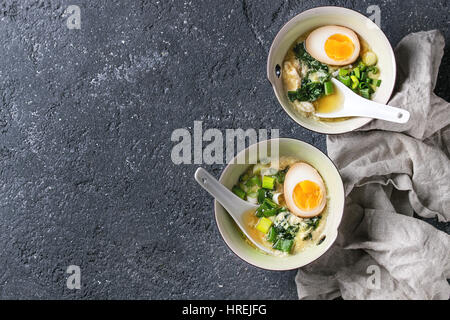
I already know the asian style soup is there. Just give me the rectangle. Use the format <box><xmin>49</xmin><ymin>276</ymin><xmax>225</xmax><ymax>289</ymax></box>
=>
<box><xmin>231</xmin><ymin>157</ymin><xmax>328</xmax><ymax>256</ymax></box>
<box><xmin>282</xmin><ymin>25</ymin><xmax>381</xmax><ymax>120</ymax></box>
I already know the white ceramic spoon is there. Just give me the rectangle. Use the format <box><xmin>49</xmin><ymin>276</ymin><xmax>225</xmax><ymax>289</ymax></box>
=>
<box><xmin>194</xmin><ymin>168</ymin><xmax>273</xmax><ymax>254</ymax></box>
<box><xmin>315</xmin><ymin>78</ymin><xmax>410</xmax><ymax>123</ymax></box>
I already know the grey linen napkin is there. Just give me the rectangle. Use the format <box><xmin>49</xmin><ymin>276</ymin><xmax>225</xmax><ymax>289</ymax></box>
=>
<box><xmin>295</xmin><ymin>30</ymin><xmax>450</xmax><ymax>300</ymax></box>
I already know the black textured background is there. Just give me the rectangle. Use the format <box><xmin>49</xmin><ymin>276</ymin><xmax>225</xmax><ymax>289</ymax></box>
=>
<box><xmin>0</xmin><ymin>0</ymin><xmax>448</xmax><ymax>299</ymax></box>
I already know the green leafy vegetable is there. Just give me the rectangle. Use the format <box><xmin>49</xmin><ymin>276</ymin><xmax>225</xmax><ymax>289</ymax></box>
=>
<box><xmin>273</xmin><ymin>238</ymin><xmax>294</xmax><ymax>252</ymax></box>
<box><xmin>288</xmin><ymin>42</ymin><xmax>331</xmax><ymax>103</ymax></box>
<box><xmin>266</xmin><ymin>227</ymin><xmax>278</xmax><ymax>242</ymax></box>
<box><xmin>288</xmin><ymin>79</ymin><xmax>325</xmax><ymax>102</ymax></box>
<box><xmin>232</xmin><ymin>186</ymin><xmax>246</xmax><ymax>199</ymax></box>
<box><xmin>275</xmin><ymin>168</ymin><xmax>288</xmax><ymax>184</ymax></box>
<box><xmin>304</xmin><ymin>215</ymin><xmax>322</xmax><ymax>230</ymax></box>
<box><xmin>257</xmin><ymin>188</ymin><xmax>272</xmax><ymax>204</ymax></box>
<box><xmin>256</xmin><ymin>198</ymin><xmax>280</xmax><ymax>218</ymax></box>
<box><xmin>293</xmin><ymin>42</ymin><xmax>329</xmax><ymax>73</ymax></box>
<box><xmin>245</xmin><ymin>175</ymin><xmax>261</xmax><ymax>187</ymax></box>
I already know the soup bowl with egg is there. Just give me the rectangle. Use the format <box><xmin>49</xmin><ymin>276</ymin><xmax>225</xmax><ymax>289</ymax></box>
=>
<box><xmin>214</xmin><ymin>138</ymin><xmax>344</xmax><ymax>270</ymax></box>
<box><xmin>267</xmin><ymin>6</ymin><xmax>396</xmax><ymax>134</ymax></box>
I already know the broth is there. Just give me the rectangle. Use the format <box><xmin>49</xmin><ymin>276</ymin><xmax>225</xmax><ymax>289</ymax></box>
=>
<box><xmin>315</xmin><ymin>85</ymin><xmax>344</xmax><ymax>114</ymax></box>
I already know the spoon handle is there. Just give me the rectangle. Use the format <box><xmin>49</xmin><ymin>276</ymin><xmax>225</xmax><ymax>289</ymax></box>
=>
<box><xmin>194</xmin><ymin>168</ymin><xmax>254</xmax><ymax>220</ymax></box>
<box><xmin>349</xmin><ymin>100</ymin><xmax>410</xmax><ymax>124</ymax></box>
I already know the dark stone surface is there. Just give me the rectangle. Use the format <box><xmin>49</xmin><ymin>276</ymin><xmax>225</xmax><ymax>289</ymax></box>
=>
<box><xmin>0</xmin><ymin>0</ymin><xmax>448</xmax><ymax>299</ymax></box>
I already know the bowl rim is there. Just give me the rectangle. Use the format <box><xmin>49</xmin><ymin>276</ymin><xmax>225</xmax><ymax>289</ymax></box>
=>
<box><xmin>213</xmin><ymin>138</ymin><xmax>345</xmax><ymax>271</ymax></box>
<box><xmin>267</xmin><ymin>6</ymin><xmax>397</xmax><ymax>135</ymax></box>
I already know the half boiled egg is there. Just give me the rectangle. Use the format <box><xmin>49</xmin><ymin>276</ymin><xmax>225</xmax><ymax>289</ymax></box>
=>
<box><xmin>284</xmin><ymin>163</ymin><xmax>326</xmax><ymax>218</ymax></box>
<box><xmin>305</xmin><ymin>25</ymin><xmax>360</xmax><ymax>66</ymax></box>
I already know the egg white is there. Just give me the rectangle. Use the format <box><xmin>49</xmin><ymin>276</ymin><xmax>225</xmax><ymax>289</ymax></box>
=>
<box><xmin>283</xmin><ymin>162</ymin><xmax>327</xmax><ymax>218</ymax></box>
<box><xmin>305</xmin><ymin>25</ymin><xmax>360</xmax><ymax>66</ymax></box>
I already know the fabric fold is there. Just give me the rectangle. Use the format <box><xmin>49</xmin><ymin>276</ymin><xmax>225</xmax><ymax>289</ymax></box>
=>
<box><xmin>296</xmin><ymin>30</ymin><xmax>450</xmax><ymax>300</ymax></box>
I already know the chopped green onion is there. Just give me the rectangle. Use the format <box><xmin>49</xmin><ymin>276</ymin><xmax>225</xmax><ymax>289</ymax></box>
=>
<box><xmin>360</xmin><ymin>88</ymin><xmax>371</xmax><ymax>99</ymax></box>
<box><xmin>256</xmin><ymin>217</ymin><xmax>272</xmax><ymax>234</ymax></box>
<box><xmin>262</xmin><ymin>176</ymin><xmax>276</xmax><ymax>189</ymax></box>
<box><xmin>351</xmin><ymin>75</ymin><xmax>359</xmax><ymax>90</ymax></box>
<box><xmin>245</xmin><ymin>175</ymin><xmax>261</xmax><ymax>187</ymax></box>
<box><xmin>353</xmin><ymin>67</ymin><xmax>361</xmax><ymax>79</ymax></box>
<box><xmin>232</xmin><ymin>186</ymin><xmax>246</xmax><ymax>199</ymax></box>
<box><xmin>357</xmin><ymin>61</ymin><xmax>367</xmax><ymax>71</ymax></box>
<box><xmin>360</xmin><ymin>71</ymin><xmax>367</xmax><ymax>82</ymax></box>
<box><xmin>362</xmin><ymin>51</ymin><xmax>378</xmax><ymax>66</ymax></box>
<box><xmin>338</xmin><ymin>68</ymin><xmax>349</xmax><ymax>76</ymax></box>
<box><xmin>338</xmin><ymin>75</ymin><xmax>351</xmax><ymax>86</ymax></box>
<box><xmin>370</xmin><ymin>78</ymin><xmax>382</xmax><ymax>87</ymax></box>
<box><xmin>359</xmin><ymin>81</ymin><xmax>370</xmax><ymax>90</ymax></box>
<box><xmin>324</xmin><ymin>81</ymin><xmax>334</xmax><ymax>95</ymax></box>
<box><xmin>266</xmin><ymin>227</ymin><xmax>278</xmax><ymax>242</ymax></box>
<box><xmin>257</xmin><ymin>207</ymin><xmax>279</xmax><ymax>218</ymax></box>
<box><xmin>247</xmin><ymin>191</ymin><xmax>258</xmax><ymax>199</ymax></box>
<box><xmin>368</xmin><ymin>66</ymin><xmax>379</xmax><ymax>74</ymax></box>
<box><xmin>256</xmin><ymin>198</ymin><xmax>279</xmax><ymax>217</ymax></box>
<box><xmin>257</xmin><ymin>188</ymin><xmax>266</xmax><ymax>204</ymax></box>
<box><xmin>263</xmin><ymin>198</ymin><xmax>277</xmax><ymax>208</ymax></box>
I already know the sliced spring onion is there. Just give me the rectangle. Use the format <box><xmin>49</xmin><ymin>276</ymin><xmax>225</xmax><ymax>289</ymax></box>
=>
<box><xmin>359</xmin><ymin>81</ymin><xmax>370</xmax><ymax>90</ymax></box>
<box><xmin>357</xmin><ymin>61</ymin><xmax>367</xmax><ymax>71</ymax></box>
<box><xmin>338</xmin><ymin>75</ymin><xmax>351</xmax><ymax>87</ymax></box>
<box><xmin>246</xmin><ymin>192</ymin><xmax>258</xmax><ymax>204</ymax></box>
<box><xmin>245</xmin><ymin>175</ymin><xmax>261</xmax><ymax>187</ymax></box>
<box><xmin>353</xmin><ymin>67</ymin><xmax>361</xmax><ymax>79</ymax></box>
<box><xmin>266</xmin><ymin>227</ymin><xmax>278</xmax><ymax>242</ymax></box>
<box><xmin>350</xmin><ymin>75</ymin><xmax>359</xmax><ymax>90</ymax></box>
<box><xmin>232</xmin><ymin>186</ymin><xmax>246</xmax><ymax>199</ymax></box>
<box><xmin>256</xmin><ymin>198</ymin><xmax>279</xmax><ymax>217</ymax></box>
<box><xmin>256</xmin><ymin>207</ymin><xmax>279</xmax><ymax>218</ymax></box>
<box><xmin>338</xmin><ymin>68</ymin><xmax>349</xmax><ymax>76</ymax></box>
<box><xmin>370</xmin><ymin>78</ymin><xmax>382</xmax><ymax>87</ymax></box>
<box><xmin>252</xmin><ymin>163</ymin><xmax>267</xmax><ymax>174</ymax></box>
<box><xmin>324</xmin><ymin>81</ymin><xmax>334</xmax><ymax>95</ymax></box>
<box><xmin>256</xmin><ymin>217</ymin><xmax>272</xmax><ymax>234</ymax></box>
<box><xmin>271</xmin><ymin>192</ymin><xmax>282</xmax><ymax>205</ymax></box>
<box><xmin>362</xmin><ymin>51</ymin><xmax>378</xmax><ymax>66</ymax></box>
<box><xmin>368</xmin><ymin>66</ymin><xmax>379</xmax><ymax>74</ymax></box>
<box><xmin>360</xmin><ymin>88</ymin><xmax>371</xmax><ymax>99</ymax></box>
<box><xmin>257</xmin><ymin>188</ymin><xmax>266</xmax><ymax>204</ymax></box>
<box><xmin>262</xmin><ymin>176</ymin><xmax>276</xmax><ymax>189</ymax></box>
<box><xmin>263</xmin><ymin>198</ymin><xmax>277</xmax><ymax>208</ymax></box>
<box><xmin>360</xmin><ymin>71</ymin><xmax>367</xmax><ymax>82</ymax></box>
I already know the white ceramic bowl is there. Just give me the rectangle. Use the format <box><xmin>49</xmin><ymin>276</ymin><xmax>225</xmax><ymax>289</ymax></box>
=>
<box><xmin>214</xmin><ymin>138</ymin><xmax>345</xmax><ymax>270</ymax></box>
<box><xmin>267</xmin><ymin>6</ymin><xmax>396</xmax><ymax>134</ymax></box>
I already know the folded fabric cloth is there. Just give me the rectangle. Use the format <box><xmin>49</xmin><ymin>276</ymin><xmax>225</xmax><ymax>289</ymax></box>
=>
<box><xmin>295</xmin><ymin>30</ymin><xmax>450</xmax><ymax>300</ymax></box>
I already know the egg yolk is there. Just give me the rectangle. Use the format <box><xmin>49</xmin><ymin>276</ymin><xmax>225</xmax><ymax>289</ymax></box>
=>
<box><xmin>292</xmin><ymin>180</ymin><xmax>323</xmax><ymax>211</ymax></box>
<box><xmin>324</xmin><ymin>34</ymin><xmax>355</xmax><ymax>61</ymax></box>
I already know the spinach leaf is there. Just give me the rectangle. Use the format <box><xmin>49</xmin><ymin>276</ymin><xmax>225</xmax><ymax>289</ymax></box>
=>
<box><xmin>289</xmin><ymin>42</ymin><xmax>331</xmax><ymax>102</ymax></box>
<box><xmin>304</xmin><ymin>215</ymin><xmax>322</xmax><ymax>230</ymax></box>
<box><xmin>288</xmin><ymin>79</ymin><xmax>325</xmax><ymax>102</ymax></box>
<box><xmin>293</xmin><ymin>42</ymin><xmax>329</xmax><ymax>73</ymax></box>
